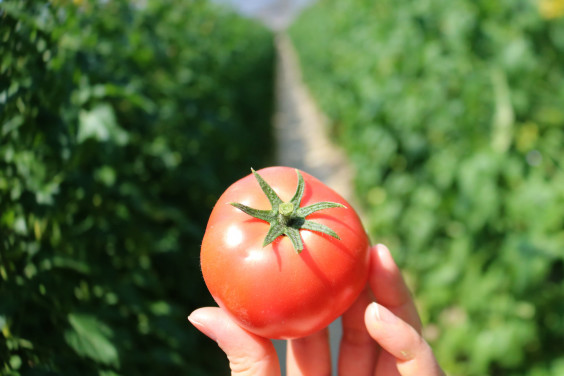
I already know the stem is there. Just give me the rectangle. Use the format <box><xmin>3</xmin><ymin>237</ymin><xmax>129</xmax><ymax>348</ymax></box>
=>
<box><xmin>278</xmin><ymin>202</ymin><xmax>294</xmax><ymax>225</ymax></box>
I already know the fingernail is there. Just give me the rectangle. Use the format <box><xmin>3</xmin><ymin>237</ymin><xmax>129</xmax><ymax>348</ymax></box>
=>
<box><xmin>376</xmin><ymin>244</ymin><xmax>400</xmax><ymax>271</ymax></box>
<box><xmin>188</xmin><ymin>311</ymin><xmax>217</xmax><ymax>342</ymax></box>
<box><xmin>370</xmin><ymin>302</ymin><xmax>382</xmax><ymax>320</ymax></box>
<box><xmin>369</xmin><ymin>302</ymin><xmax>396</xmax><ymax>324</ymax></box>
<box><xmin>376</xmin><ymin>244</ymin><xmax>391</xmax><ymax>258</ymax></box>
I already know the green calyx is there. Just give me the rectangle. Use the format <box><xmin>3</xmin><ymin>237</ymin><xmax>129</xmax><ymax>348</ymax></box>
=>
<box><xmin>230</xmin><ymin>168</ymin><xmax>345</xmax><ymax>253</ymax></box>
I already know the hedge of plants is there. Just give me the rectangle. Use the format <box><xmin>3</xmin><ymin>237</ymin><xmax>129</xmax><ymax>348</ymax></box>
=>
<box><xmin>0</xmin><ymin>0</ymin><xmax>274</xmax><ymax>374</ymax></box>
<box><xmin>291</xmin><ymin>1</ymin><xmax>564</xmax><ymax>375</ymax></box>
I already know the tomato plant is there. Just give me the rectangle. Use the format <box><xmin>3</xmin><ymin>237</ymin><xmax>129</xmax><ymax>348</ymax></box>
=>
<box><xmin>200</xmin><ymin>166</ymin><xmax>370</xmax><ymax>339</ymax></box>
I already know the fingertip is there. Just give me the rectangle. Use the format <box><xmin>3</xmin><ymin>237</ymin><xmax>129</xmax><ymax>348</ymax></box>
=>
<box><xmin>369</xmin><ymin>244</ymin><xmax>395</xmax><ymax>272</ymax></box>
<box><xmin>364</xmin><ymin>302</ymin><xmax>416</xmax><ymax>361</ymax></box>
<box><xmin>369</xmin><ymin>243</ymin><xmax>421</xmax><ymax>331</ymax></box>
<box><xmin>365</xmin><ymin>301</ymin><xmax>378</xmax><ymax>321</ymax></box>
<box><xmin>364</xmin><ymin>302</ymin><xmax>379</xmax><ymax>335</ymax></box>
<box><xmin>188</xmin><ymin>308</ymin><xmax>281</xmax><ymax>375</ymax></box>
<box><xmin>365</xmin><ymin>302</ymin><xmax>398</xmax><ymax>329</ymax></box>
<box><xmin>188</xmin><ymin>308</ymin><xmax>218</xmax><ymax>342</ymax></box>
<box><xmin>187</xmin><ymin>307</ymin><xmax>206</xmax><ymax>324</ymax></box>
<box><xmin>376</xmin><ymin>243</ymin><xmax>390</xmax><ymax>255</ymax></box>
<box><xmin>375</xmin><ymin>243</ymin><xmax>395</xmax><ymax>268</ymax></box>
<box><xmin>364</xmin><ymin>303</ymin><xmax>443</xmax><ymax>374</ymax></box>
<box><xmin>187</xmin><ymin>307</ymin><xmax>214</xmax><ymax>325</ymax></box>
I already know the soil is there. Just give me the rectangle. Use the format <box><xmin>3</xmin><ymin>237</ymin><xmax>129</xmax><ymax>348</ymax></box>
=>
<box><xmin>273</xmin><ymin>33</ymin><xmax>356</xmax><ymax>204</ymax></box>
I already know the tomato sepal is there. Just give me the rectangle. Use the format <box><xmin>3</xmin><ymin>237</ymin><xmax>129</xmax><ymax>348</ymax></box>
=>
<box><xmin>229</xmin><ymin>168</ymin><xmax>345</xmax><ymax>253</ymax></box>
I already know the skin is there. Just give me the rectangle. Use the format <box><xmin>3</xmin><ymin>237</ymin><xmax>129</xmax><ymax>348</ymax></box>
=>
<box><xmin>189</xmin><ymin>244</ymin><xmax>445</xmax><ymax>376</ymax></box>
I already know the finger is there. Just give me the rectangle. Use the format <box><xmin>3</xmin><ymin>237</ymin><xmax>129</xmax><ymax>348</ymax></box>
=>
<box><xmin>188</xmin><ymin>307</ymin><xmax>281</xmax><ymax>376</ymax></box>
<box><xmin>286</xmin><ymin>327</ymin><xmax>331</xmax><ymax>376</ymax></box>
<box><xmin>365</xmin><ymin>303</ymin><xmax>444</xmax><ymax>376</ymax></box>
<box><xmin>338</xmin><ymin>288</ymin><xmax>378</xmax><ymax>376</ymax></box>
<box><xmin>374</xmin><ymin>351</ymin><xmax>402</xmax><ymax>376</ymax></box>
<box><xmin>369</xmin><ymin>244</ymin><xmax>422</xmax><ymax>332</ymax></box>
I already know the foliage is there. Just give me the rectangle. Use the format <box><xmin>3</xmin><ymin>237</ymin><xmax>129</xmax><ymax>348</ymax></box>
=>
<box><xmin>291</xmin><ymin>1</ymin><xmax>564</xmax><ymax>375</ymax></box>
<box><xmin>0</xmin><ymin>0</ymin><xmax>274</xmax><ymax>374</ymax></box>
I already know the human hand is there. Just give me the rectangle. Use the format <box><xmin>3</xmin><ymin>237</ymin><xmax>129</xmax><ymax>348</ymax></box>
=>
<box><xmin>188</xmin><ymin>244</ymin><xmax>445</xmax><ymax>375</ymax></box>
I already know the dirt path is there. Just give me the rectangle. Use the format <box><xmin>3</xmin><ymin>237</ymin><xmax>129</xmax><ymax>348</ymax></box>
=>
<box><xmin>271</xmin><ymin>32</ymin><xmax>356</xmax><ymax>375</ymax></box>
<box><xmin>273</xmin><ymin>33</ymin><xmax>356</xmax><ymax>204</ymax></box>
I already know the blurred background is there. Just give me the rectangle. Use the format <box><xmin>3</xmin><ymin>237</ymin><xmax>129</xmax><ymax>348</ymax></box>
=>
<box><xmin>1</xmin><ymin>0</ymin><xmax>563</xmax><ymax>375</ymax></box>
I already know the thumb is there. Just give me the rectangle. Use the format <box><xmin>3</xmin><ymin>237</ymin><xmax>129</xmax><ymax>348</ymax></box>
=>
<box><xmin>189</xmin><ymin>307</ymin><xmax>280</xmax><ymax>376</ymax></box>
<box><xmin>365</xmin><ymin>302</ymin><xmax>444</xmax><ymax>376</ymax></box>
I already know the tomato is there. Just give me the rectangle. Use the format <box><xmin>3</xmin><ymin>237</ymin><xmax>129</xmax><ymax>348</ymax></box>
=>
<box><xmin>200</xmin><ymin>166</ymin><xmax>370</xmax><ymax>339</ymax></box>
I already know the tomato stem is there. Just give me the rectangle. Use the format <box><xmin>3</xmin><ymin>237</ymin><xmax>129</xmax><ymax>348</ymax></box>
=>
<box><xmin>230</xmin><ymin>169</ymin><xmax>345</xmax><ymax>253</ymax></box>
<box><xmin>278</xmin><ymin>202</ymin><xmax>294</xmax><ymax>225</ymax></box>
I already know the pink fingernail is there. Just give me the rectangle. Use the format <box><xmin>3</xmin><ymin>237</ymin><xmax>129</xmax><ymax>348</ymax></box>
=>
<box><xmin>376</xmin><ymin>244</ymin><xmax>391</xmax><ymax>258</ymax></box>
<box><xmin>188</xmin><ymin>312</ymin><xmax>217</xmax><ymax>342</ymax></box>
<box><xmin>370</xmin><ymin>302</ymin><xmax>382</xmax><ymax>320</ymax></box>
<box><xmin>370</xmin><ymin>302</ymin><xmax>396</xmax><ymax>324</ymax></box>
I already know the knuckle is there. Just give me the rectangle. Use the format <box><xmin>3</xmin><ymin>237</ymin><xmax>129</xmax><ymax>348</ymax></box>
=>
<box><xmin>228</xmin><ymin>353</ymin><xmax>278</xmax><ymax>376</ymax></box>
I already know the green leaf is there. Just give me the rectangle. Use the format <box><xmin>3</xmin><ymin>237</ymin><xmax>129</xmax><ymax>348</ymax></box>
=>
<box><xmin>64</xmin><ymin>313</ymin><xmax>119</xmax><ymax>367</ymax></box>
<box><xmin>77</xmin><ymin>103</ymin><xmax>128</xmax><ymax>145</ymax></box>
<box><xmin>9</xmin><ymin>355</ymin><xmax>22</xmax><ymax>370</ymax></box>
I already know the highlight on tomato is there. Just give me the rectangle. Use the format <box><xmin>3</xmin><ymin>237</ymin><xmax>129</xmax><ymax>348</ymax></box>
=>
<box><xmin>200</xmin><ymin>166</ymin><xmax>370</xmax><ymax>339</ymax></box>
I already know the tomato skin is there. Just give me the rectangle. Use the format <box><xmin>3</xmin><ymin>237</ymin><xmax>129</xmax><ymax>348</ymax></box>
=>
<box><xmin>200</xmin><ymin>166</ymin><xmax>370</xmax><ymax>339</ymax></box>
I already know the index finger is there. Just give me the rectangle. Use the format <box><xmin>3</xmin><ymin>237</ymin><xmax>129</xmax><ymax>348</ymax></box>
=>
<box><xmin>369</xmin><ymin>244</ymin><xmax>422</xmax><ymax>333</ymax></box>
<box><xmin>188</xmin><ymin>307</ymin><xmax>281</xmax><ymax>376</ymax></box>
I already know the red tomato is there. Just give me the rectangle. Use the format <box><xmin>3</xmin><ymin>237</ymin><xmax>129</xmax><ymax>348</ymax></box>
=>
<box><xmin>200</xmin><ymin>166</ymin><xmax>370</xmax><ymax>339</ymax></box>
